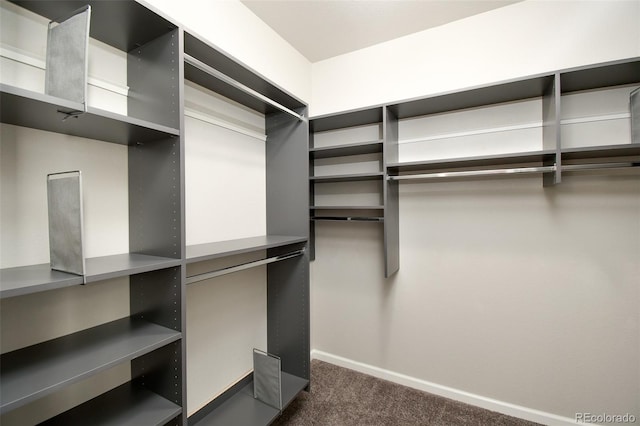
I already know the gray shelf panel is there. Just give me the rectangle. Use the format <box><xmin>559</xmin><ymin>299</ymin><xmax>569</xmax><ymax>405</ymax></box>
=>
<box><xmin>192</xmin><ymin>372</ymin><xmax>308</xmax><ymax>426</ymax></box>
<box><xmin>10</xmin><ymin>0</ymin><xmax>177</xmax><ymax>52</ymax></box>
<box><xmin>84</xmin><ymin>253</ymin><xmax>182</xmax><ymax>284</ymax></box>
<box><xmin>310</xmin><ymin>107</ymin><xmax>383</xmax><ymax>133</ymax></box>
<box><xmin>312</xmin><ymin>216</ymin><xmax>384</xmax><ymax>222</ymax></box>
<box><xmin>560</xmin><ymin>59</ymin><xmax>640</xmax><ymax>94</ymax></box>
<box><xmin>0</xmin><ymin>263</ymin><xmax>84</xmax><ymax>299</ymax></box>
<box><xmin>310</xmin><ymin>172</ymin><xmax>384</xmax><ymax>183</ymax></box>
<box><xmin>1</xmin><ymin>84</ymin><xmax>180</xmax><ymax>145</ymax></box>
<box><xmin>311</xmin><ymin>205</ymin><xmax>385</xmax><ymax>210</ymax></box>
<box><xmin>387</xmin><ymin>150</ymin><xmax>556</xmax><ymax>174</ymax></box>
<box><xmin>561</xmin><ymin>144</ymin><xmax>640</xmax><ymax>162</ymax></box>
<box><xmin>0</xmin><ymin>318</ymin><xmax>181</xmax><ymax>414</ymax></box>
<box><xmin>390</xmin><ymin>75</ymin><xmax>553</xmax><ymax>119</ymax></box>
<box><xmin>184</xmin><ymin>32</ymin><xmax>306</xmax><ymax>115</ymax></box>
<box><xmin>186</xmin><ymin>235</ymin><xmax>307</xmax><ymax>264</ymax></box>
<box><xmin>310</xmin><ymin>140</ymin><xmax>384</xmax><ymax>159</ymax></box>
<box><xmin>41</xmin><ymin>382</ymin><xmax>181</xmax><ymax>426</ymax></box>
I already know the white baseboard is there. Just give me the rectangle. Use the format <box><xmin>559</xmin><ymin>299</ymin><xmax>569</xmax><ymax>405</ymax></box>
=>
<box><xmin>311</xmin><ymin>349</ymin><xmax>581</xmax><ymax>426</ymax></box>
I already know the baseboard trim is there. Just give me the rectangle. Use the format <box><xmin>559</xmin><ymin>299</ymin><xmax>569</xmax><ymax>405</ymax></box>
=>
<box><xmin>311</xmin><ymin>350</ymin><xmax>580</xmax><ymax>426</ymax></box>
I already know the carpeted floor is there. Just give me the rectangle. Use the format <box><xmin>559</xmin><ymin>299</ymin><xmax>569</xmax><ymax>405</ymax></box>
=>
<box><xmin>272</xmin><ymin>360</ymin><xmax>541</xmax><ymax>426</ymax></box>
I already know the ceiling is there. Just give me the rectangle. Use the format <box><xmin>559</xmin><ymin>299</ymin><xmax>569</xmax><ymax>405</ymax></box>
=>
<box><xmin>241</xmin><ymin>0</ymin><xmax>522</xmax><ymax>63</ymax></box>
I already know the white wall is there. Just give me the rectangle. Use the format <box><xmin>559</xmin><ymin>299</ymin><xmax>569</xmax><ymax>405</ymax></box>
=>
<box><xmin>311</xmin><ymin>0</ymin><xmax>640</xmax><ymax>117</ymax></box>
<box><xmin>309</xmin><ymin>0</ymin><xmax>640</xmax><ymax>424</ymax></box>
<box><xmin>143</xmin><ymin>0</ymin><xmax>312</xmax><ymax>104</ymax></box>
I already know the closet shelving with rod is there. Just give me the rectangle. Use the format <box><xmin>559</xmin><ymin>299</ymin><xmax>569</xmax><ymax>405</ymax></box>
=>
<box><xmin>182</xmin><ymin>30</ymin><xmax>310</xmax><ymax>426</ymax></box>
<box><xmin>309</xmin><ymin>107</ymin><xmax>399</xmax><ymax>277</ymax></box>
<box><xmin>1</xmin><ymin>1</ymin><xmax>185</xmax><ymax>425</ymax></box>
<box><xmin>386</xmin><ymin>58</ymin><xmax>639</xmax><ymax>181</ymax></box>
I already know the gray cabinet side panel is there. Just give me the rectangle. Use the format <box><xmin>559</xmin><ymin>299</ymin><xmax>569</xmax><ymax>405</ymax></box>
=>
<box><xmin>384</xmin><ymin>107</ymin><xmax>399</xmax><ymax>277</ymax></box>
<box><xmin>128</xmin><ymin>29</ymin><xmax>180</xmax><ymax>130</ymax></box>
<box><xmin>266</xmin><ymin>110</ymin><xmax>309</xmax><ymax>238</ymax></box>
<box><xmin>309</xmin><ymin>132</ymin><xmax>316</xmax><ymax>260</ymax></box>
<box><xmin>542</xmin><ymin>73</ymin><xmax>561</xmax><ymax>186</ymax></box>
<box><xmin>129</xmin><ymin>137</ymin><xmax>181</xmax><ymax>258</ymax></box>
<box><xmin>267</xmin><ymin>250</ymin><xmax>310</xmax><ymax>381</ymax></box>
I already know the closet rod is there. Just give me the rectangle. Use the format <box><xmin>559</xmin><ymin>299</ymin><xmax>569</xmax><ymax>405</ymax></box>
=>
<box><xmin>388</xmin><ymin>165</ymin><xmax>556</xmax><ymax>181</ymax></box>
<box><xmin>186</xmin><ymin>249</ymin><xmax>304</xmax><ymax>285</ymax></box>
<box><xmin>387</xmin><ymin>162</ymin><xmax>638</xmax><ymax>181</ymax></box>
<box><xmin>184</xmin><ymin>54</ymin><xmax>305</xmax><ymax>122</ymax></box>
<box><xmin>312</xmin><ymin>216</ymin><xmax>384</xmax><ymax>222</ymax></box>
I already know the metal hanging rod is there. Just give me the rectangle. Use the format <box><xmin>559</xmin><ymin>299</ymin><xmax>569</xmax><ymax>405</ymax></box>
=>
<box><xmin>387</xmin><ymin>161</ymin><xmax>638</xmax><ymax>181</ymax></box>
<box><xmin>312</xmin><ymin>216</ymin><xmax>384</xmax><ymax>222</ymax></box>
<box><xmin>186</xmin><ymin>249</ymin><xmax>304</xmax><ymax>285</ymax></box>
<box><xmin>388</xmin><ymin>165</ymin><xmax>556</xmax><ymax>181</ymax></box>
<box><xmin>184</xmin><ymin>54</ymin><xmax>306</xmax><ymax>122</ymax></box>
<box><xmin>562</xmin><ymin>162</ymin><xmax>639</xmax><ymax>172</ymax></box>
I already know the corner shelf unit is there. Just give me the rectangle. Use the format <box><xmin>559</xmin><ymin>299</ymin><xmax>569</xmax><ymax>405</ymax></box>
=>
<box><xmin>182</xmin><ymin>29</ymin><xmax>310</xmax><ymax>426</ymax></box>
<box><xmin>309</xmin><ymin>107</ymin><xmax>399</xmax><ymax>277</ymax></box>
<box><xmin>309</xmin><ymin>57</ymin><xmax>639</xmax><ymax>278</ymax></box>
<box><xmin>1</xmin><ymin>0</ymin><xmax>184</xmax><ymax>424</ymax></box>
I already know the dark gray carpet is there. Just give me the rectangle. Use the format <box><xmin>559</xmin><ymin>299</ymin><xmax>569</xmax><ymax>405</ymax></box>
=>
<box><xmin>272</xmin><ymin>360</ymin><xmax>541</xmax><ymax>426</ymax></box>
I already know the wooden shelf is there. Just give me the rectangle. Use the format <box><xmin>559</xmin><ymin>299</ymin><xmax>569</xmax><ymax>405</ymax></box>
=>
<box><xmin>310</xmin><ymin>140</ymin><xmax>383</xmax><ymax>159</ymax></box>
<box><xmin>311</xmin><ymin>172</ymin><xmax>384</xmax><ymax>183</ymax></box>
<box><xmin>0</xmin><ymin>254</ymin><xmax>180</xmax><ymax>298</ymax></box>
<box><xmin>9</xmin><ymin>0</ymin><xmax>177</xmax><ymax>52</ymax></box>
<box><xmin>0</xmin><ymin>318</ymin><xmax>181</xmax><ymax>414</ymax></box>
<box><xmin>0</xmin><ymin>85</ymin><xmax>179</xmax><ymax>145</ymax></box>
<box><xmin>186</xmin><ymin>235</ymin><xmax>307</xmax><ymax>264</ymax></box>
<box><xmin>40</xmin><ymin>383</ymin><xmax>182</xmax><ymax>426</ymax></box>
<box><xmin>192</xmin><ymin>372</ymin><xmax>308</xmax><ymax>426</ymax></box>
<box><xmin>387</xmin><ymin>150</ymin><xmax>555</xmax><ymax>175</ymax></box>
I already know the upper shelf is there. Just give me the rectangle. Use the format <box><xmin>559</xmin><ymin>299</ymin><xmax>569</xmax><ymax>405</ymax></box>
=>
<box><xmin>186</xmin><ymin>235</ymin><xmax>307</xmax><ymax>264</ymax></box>
<box><xmin>310</xmin><ymin>140</ymin><xmax>383</xmax><ymax>159</ymax></box>
<box><xmin>560</xmin><ymin>59</ymin><xmax>640</xmax><ymax>94</ymax></box>
<box><xmin>184</xmin><ymin>31</ymin><xmax>306</xmax><ymax>117</ymax></box>
<box><xmin>389</xmin><ymin>75</ymin><xmax>554</xmax><ymax>120</ymax></box>
<box><xmin>9</xmin><ymin>0</ymin><xmax>177</xmax><ymax>53</ymax></box>
<box><xmin>0</xmin><ymin>84</ymin><xmax>180</xmax><ymax>145</ymax></box>
<box><xmin>387</xmin><ymin>150</ymin><xmax>556</xmax><ymax>174</ymax></box>
<box><xmin>310</xmin><ymin>106</ymin><xmax>382</xmax><ymax>133</ymax></box>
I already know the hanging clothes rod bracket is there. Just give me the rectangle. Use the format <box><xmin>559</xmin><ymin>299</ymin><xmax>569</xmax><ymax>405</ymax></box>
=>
<box><xmin>184</xmin><ymin>54</ymin><xmax>306</xmax><ymax>122</ymax></box>
<box><xmin>186</xmin><ymin>249</ymin><xmax>305</xmax><ymax>285</ymax></box>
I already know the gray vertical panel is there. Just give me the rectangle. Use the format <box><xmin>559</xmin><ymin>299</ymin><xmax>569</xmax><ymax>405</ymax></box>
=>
<box><xmin>47</xmin><ymin>171</ymin><xmax>85</xmax><ymax>277</ymax></box>
<box><xmin>266</xmin><ymin>108</ymin><xmax>309</xmax><ymax>238</ymax></box>
<box><xmin>45</xmin><ymin>7</ymin><xmax>90</xmax><ymax>107</ymax></box>
<box><xmin>267</xmin><ymin>249</ymin><xmax>310</xmax><ymax>381</ymax></box>
<box><xmin>309</xmin><ymin>132</ymin><xmax>316</xmax><ymax>260</ymax></box>
<box><xmin>383</xmin><ymin>107</ymin><xmax>399</xmax><ymax>277</ymax></box>
<box><xmin>129</xmin><ymin>137</ymin><xmax>181</xmax><ymax>258</ymax></box>
<box><xmin>130</xmin><ymin>267</ymin><xmax>183</xmax><ymax>423</ymax></box>
<box><xmin>128</xmin><ymin>29</ymin><xmax>180</xmax><ymax>130</ymax></box>
<box><xmin>631</xmin><ymin>87</ymin><xmax>640</xmax><ymax>144</ymax></box>
<box><xmin>130</xmin><ymin>267</ymin><xmax>182</xmax><ymax>332</ymax></box>
<box><xmin>542</xmin><ymin>73</ymin><xmax>561</xmax><ymax>186</ymax></box>
<box><xmin>131</xmin><ymin>340</ymin><xmax>183</xmax><ymax>423</ymax></box>
<box><xmin>266</xmin><ymin>107</ymin><xmax>310</xmax><ymax>382</ymax></box>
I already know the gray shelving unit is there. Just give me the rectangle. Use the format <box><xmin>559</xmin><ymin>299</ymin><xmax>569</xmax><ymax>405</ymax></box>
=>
<box><xmin>309</xmin><ymin>57</ymin><xmax>639</xmax><ymax>278</ymax></box>
<box><xmin>1</xmin><ymin>1</ymin><xmax>185</xmax><ymax>425</ymax></box>
<box><xmin>182</xmin><ymin>28</ymin><xmax>310</xmax><ymax>426</ymax></box>
<box><xmin>309</xmin><ymin>106</ymin><xmax>399</xmax><ymax>277</ymax></box>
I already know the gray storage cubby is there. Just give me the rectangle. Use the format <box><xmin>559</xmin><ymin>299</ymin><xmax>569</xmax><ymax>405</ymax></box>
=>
<box><xmin>1</xmin><ymin>0</ymin><xmax>185</xmax><ymax>424</ymax></box>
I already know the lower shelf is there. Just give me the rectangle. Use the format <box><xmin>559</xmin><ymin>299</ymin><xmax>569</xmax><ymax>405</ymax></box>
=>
<box><xmin>192</xmin><ymin>372</ymin><xmax>308</xmax><ymax>426</ymax></box>
<box><xmin>40</xmin><ymin>382</ymin><xmax>182</xmax><ymax>426</ymax></box>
